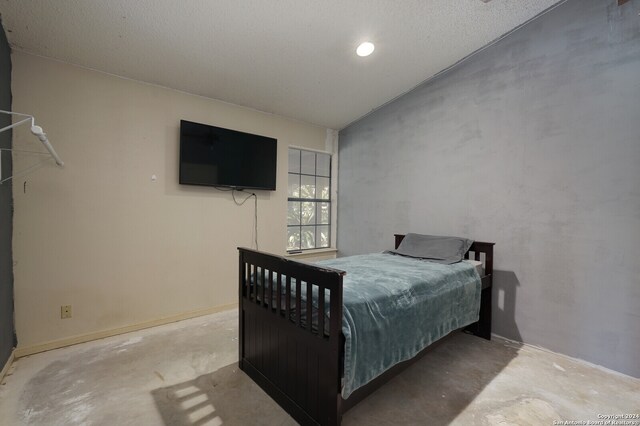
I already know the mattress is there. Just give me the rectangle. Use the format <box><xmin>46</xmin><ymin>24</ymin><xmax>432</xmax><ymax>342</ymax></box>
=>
<box><xmin>318</xmin><ymin>253</ymin><xmax>482</xmax><ymax>398</ymax></box>
<box><xmin>463</xmin><ymin>259</ymin><xmax>484</xmax><ymax>276</ymax></box>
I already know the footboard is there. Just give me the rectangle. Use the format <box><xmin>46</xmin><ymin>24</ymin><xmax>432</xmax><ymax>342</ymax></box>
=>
<box><xmin>238</xmin><ymin>248</ymin><xmax>346</xmax><ymax>425</ymax></box>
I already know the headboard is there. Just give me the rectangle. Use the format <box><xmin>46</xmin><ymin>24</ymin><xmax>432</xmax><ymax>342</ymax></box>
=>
<box><xmin>393</xmin><ymin>234</ymin><xmax>494</xmax><ymax>340</ymax></box>
<box><xmin>393</xmin><ymin>234</ymin><xmax>495</xmax><ymax>279</ymax></box>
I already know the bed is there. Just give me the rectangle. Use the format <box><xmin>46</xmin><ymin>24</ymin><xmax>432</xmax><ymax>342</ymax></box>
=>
<box><xmin>238</xmin><ymin>234</ymin><xmax>494</xmax><ymax>425</ymax></box>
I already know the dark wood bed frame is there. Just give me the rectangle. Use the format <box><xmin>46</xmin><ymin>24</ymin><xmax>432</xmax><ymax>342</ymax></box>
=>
<box><xmin>238</xmin><ymin>235</ymin><xmax>494</xmax><ymax>425</ymax></box>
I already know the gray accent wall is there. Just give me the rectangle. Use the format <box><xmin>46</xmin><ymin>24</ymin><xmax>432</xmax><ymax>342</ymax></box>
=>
<box><xmin>0</xmin><ymin>20</ymin><xmax>15</xmax><ymax>368</ymax></box>
<box><xmin>338</xmin><ymin>0</ymin><xmax>640</xmax><ymax>377</ymax></box>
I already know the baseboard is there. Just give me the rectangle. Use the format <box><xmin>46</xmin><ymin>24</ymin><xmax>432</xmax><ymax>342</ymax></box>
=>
<box><xmin>14</xmin><ymin>303</ymin><xmax>237</xmax><ymax>359</ymax></box>
<box><xmin>491</xmin><ymin>332</ymin><xmax>639</xmax><ymax>380</ymax></box>
<box><xmin>0</xmin><ymin>348</ymin><xmax>16</xmax><ymax>384</ymax></box>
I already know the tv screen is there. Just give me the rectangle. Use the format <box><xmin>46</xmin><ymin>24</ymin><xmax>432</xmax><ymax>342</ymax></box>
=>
<box><xmin>179</xmin><ymin>120</ymin><xmax>277</xmax><ymax>190</ymax></box>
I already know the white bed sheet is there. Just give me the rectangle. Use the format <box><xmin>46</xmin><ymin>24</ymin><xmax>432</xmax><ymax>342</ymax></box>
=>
<box><xmin>463</xmin><ymin>259</ymin><xmax>484</xmax><ymax>276</ymax></box>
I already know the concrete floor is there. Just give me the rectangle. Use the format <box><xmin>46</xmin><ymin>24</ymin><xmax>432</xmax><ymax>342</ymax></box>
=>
<box><xmin>0</xmin><ymin>309</ymin><xmax>638</xmax><ymax>425</ymax></box>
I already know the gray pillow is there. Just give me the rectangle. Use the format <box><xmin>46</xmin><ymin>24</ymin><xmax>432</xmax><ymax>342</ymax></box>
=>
<box><xmin>386</xmin><ymin>233</ymin><xmax>473</xmax><ymax>264</ymax></box>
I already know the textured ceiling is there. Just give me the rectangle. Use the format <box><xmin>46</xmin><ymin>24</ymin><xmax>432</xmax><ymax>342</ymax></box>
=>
<box><xmin>0</xmin><ymin>0</ymin><xmax>560</xmax><ymax>129</ymax></box>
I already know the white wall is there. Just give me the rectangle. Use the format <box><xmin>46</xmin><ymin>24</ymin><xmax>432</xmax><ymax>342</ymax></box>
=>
<box><xmin>11</xmin><ymin>52</ymin><xmax>332</xmax><ymax>351</ymax></box>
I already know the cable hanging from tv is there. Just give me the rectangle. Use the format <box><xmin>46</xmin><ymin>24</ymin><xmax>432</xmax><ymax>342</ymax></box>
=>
<box><xmin>213</xmin><ymin>186</ymin><xmax>259</xmax><ymax>250</ymax></box>
<box><xmin>0</xmin><ymin>110</ymin><xmax>64</xmax><ymax>184</ymax></box>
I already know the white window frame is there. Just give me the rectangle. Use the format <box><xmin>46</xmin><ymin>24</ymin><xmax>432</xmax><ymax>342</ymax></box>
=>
<box><xmin>287</xmin><ymin>134</ymin><xmax>338</xmax><ymax>253</ymax></box>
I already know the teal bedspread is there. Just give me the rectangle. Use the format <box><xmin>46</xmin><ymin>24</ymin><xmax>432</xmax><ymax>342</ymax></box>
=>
<box><xmin>316</xmin><ymin>253</ymin><xmax>481</xmax><ymax>398</ymax></box>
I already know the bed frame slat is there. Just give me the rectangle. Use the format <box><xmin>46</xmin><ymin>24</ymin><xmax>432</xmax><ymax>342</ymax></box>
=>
<box><xmin>296</xmin><ymin>279</ymin><xmax>302</xmax><ymax>328</ymax></box>
<box><xmin>268</xmin><ymin>271</ymin><xmax>274</xmax><ymax>310</ymax></box>
<box><xmin>261</xmin><ymin>267</ymin><xmax>266</xmax><ymax>307</ymax></box>
<box><xmin>251</xmin><ymin>264</ymin><xmax>256</xmax><ymax>303</ymax></box>
<box><xmin>307</xmin><ymin>282</ymin><xmax>314</xmax><ymax>331</ymax></box>
<box><xmin>285</xmin><ymin>276</ymin><xmax>291</xmax><ymax>320</ymax></box>
<box><xmin>276</xmin><ymin>273</ymin><xmax>282</xmax><ymax>315</ymax></box>
<box><xmin>318</xmin><ymin>287</ymin><xmax>325</xmax><ymax>338</ymax></box>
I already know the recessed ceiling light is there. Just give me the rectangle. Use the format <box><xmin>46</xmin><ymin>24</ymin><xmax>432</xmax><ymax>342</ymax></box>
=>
<box><xmin>356</xmin><ymin>42</ymin><xmax>375</xmax><ymax>57</ymax></box>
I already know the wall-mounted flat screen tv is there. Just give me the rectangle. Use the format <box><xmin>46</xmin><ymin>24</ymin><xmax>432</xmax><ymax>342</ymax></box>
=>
<box><xmin>179</xmin><ymin>120</ymin><xmax>277</xmax><ymax>190</ymax></box>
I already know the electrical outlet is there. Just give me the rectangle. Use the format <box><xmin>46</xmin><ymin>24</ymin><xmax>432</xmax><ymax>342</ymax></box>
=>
<box><xmin>61</xmin><ymin>305</ymin><xmax>72</xmax><ymax>319</ymax></box>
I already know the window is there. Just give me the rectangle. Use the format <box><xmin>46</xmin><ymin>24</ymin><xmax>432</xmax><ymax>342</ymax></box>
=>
<box><xmin>287</xmin><ymin>148</ymin><xmax>331</xmax><ymax>251</ymax></box>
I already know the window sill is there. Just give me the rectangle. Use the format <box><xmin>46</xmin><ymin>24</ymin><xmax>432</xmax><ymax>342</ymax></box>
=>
<box><xmin>285</xmin><ymin>247</ymin><xmax>338</xmax><ymax>258</ymax></box>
